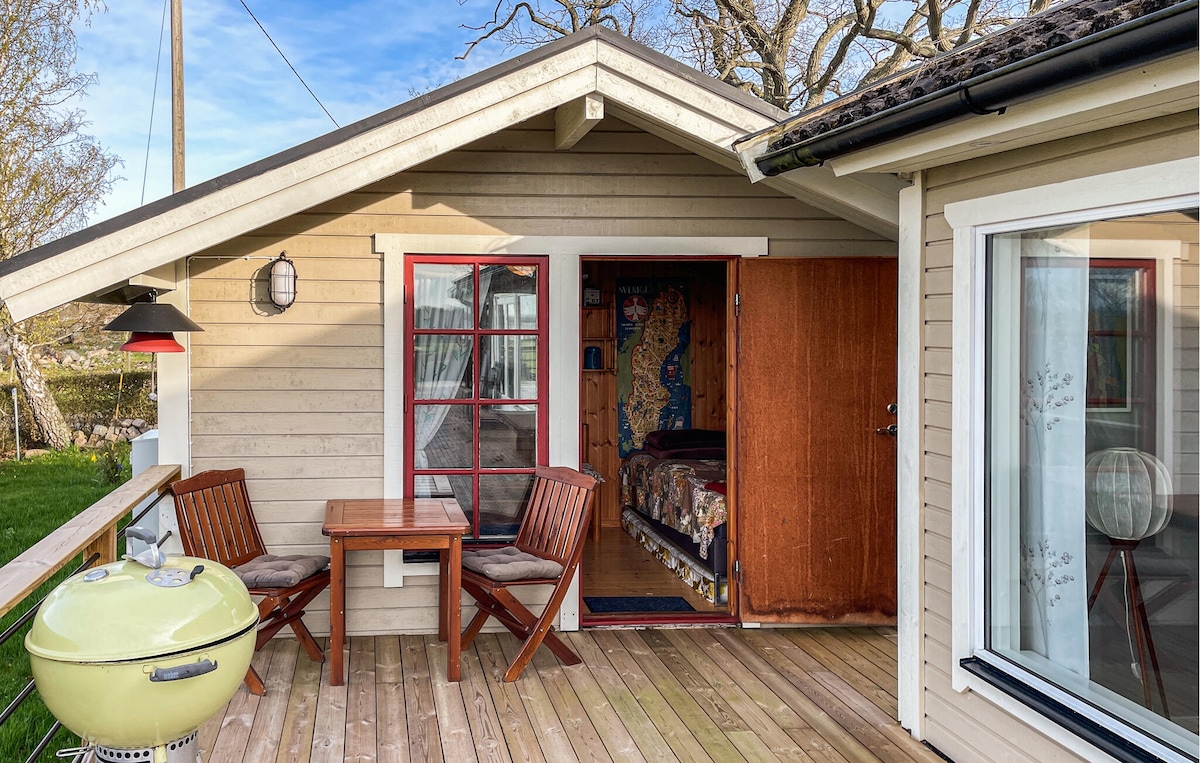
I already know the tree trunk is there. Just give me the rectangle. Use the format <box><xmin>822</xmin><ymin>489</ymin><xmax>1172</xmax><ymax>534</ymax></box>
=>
<box><xmin>2</xmin><ymin>319</ymin><xmax>71</xmax><ymax>449</ymax></box>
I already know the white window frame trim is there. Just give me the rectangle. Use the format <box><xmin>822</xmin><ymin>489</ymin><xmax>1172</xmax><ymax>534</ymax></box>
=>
<box><xmin>945</xmin><ymin>156</ymin><xmax>1199</xmax><ymax>763</ymax></box>
<box><xmin>374</xmin><ymin>233</ymin><xmax>767</xmax><ymax>631</ymax></box>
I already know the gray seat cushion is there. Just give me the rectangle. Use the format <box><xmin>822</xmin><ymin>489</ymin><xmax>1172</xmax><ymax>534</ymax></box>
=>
<box><xmin>234</xmin><ymin>554</ymin><xmax>329</xmax><ymax>588</ymax></box>
<box><xmin>462</xmin><ymin>546</ymin><xmax>563</xmax><ymax>582</ymax></box>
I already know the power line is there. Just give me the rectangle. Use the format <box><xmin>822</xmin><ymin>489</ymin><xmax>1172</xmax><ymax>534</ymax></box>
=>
<box><xmin>140</xmin><ymin>0</ymin><xmax>170</xmax><ymax>205</ymax></box>
<box><xmin>237</xmin><ymin>0</ymin><xmax>340</xmax><ymax>128</ymax></box>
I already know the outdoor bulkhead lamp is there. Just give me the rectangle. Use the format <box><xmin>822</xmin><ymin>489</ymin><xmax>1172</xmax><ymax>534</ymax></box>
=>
<box><xmin>103</xmin><ymin>294</ymin><xmax>204</xmax><ymax>353</ymax></box>
<box><xmin>269</xmin><ymin>253</ymin><xmax>297</xmax><ymax>311</ymax></box>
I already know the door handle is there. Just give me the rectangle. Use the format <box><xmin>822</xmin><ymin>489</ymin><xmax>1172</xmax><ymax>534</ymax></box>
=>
<box><xmin>876</xmin><ymin>424</ymin><xmax>897</xmax><ymax>436</ymax></box>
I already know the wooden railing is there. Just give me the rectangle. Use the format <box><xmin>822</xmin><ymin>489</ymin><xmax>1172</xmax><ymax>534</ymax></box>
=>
<box><xmin>0</xmin><ymin>464</ymin><xmax>182</xmax><ymax>619</ymax></box>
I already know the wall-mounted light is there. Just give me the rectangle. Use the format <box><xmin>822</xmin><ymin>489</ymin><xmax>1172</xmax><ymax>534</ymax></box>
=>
<box><xmin>103</xmin><ymin>292</ymin><xmax>204</xmax><ymax>353</ymax></box>
<box><xmin>269</xmin><ymin>253</ymin><xmax>297</xmax><ymax>311</ymax></box>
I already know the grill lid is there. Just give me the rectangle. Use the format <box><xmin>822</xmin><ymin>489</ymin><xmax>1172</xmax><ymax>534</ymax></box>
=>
<box><xmin>26</xmin><ymin>556</ymin><xmax>258</xmax><ymax>663</ymax></box>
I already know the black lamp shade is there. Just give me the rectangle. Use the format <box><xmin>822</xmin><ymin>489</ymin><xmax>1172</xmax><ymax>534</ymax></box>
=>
<box><xmin>103</xmin><ymin>302</ymin><xmax>204</xmax><ymax>334</ymax></box>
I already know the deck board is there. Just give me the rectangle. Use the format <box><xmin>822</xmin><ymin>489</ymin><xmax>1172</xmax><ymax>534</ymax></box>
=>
<box><xmin>197</xmin><ymin>627</ymin><xmax>939</xmax><ymax>763</ymax></box>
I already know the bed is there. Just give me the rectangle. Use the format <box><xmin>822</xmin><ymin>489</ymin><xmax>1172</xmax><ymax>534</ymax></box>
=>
<box><xmin>619</xmin><ymin>429</ymin><xmax>729</xmax><ymax>604</ymax></box>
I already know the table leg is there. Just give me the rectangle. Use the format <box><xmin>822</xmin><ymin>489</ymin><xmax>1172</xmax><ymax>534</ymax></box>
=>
<box><xmin>330</xmin><ymin>536</ymin><xmax>346</xmax><ymax>686</ymax></box>
<box><xmin>438</xmin><ymin>545</ymin><xmax>449</xmax><ymax>642</ymax></box>
<box><xmin>448</xmin><ymin>533</ymin><xmax>462</xmax><ymax>682</ymax></box>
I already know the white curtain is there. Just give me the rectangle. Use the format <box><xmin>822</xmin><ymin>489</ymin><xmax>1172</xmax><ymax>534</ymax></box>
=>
<box><xmin>412</xmin><ymin>268</ymin><xmax>474</xmax><ymax>470</ymax></box>
<box><xmin>1018</xmin><ymin>231</ymin><xmax>1090</xmax><ymax>677</ymax></box>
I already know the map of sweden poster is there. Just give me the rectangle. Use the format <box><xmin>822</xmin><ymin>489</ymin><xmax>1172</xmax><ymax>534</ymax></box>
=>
<box><xmin>616</xmin><ymin>279</ymin><xmax>692</xmax><ymax>456</ymax></box>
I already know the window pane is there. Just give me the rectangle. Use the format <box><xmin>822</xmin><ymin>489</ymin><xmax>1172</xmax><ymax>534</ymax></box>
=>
<box><xmin>413</xmin><ymin>473</ymin><xmax>473</xmax><ymax>516</ymax></box>
<box><xmin>479</xmin><ymin>336</ymin><xmax>537</xmax><ymax>401</ymax></box>
<box><xmin>479</xmin><ymin>405</ymin><xmax>536</xmax><ymax>468</ymax></box>
<box><xmin>413</xmin><ymin>405</ymin><xmax>473</xmax><ymax>469</ymax></box>
<box><xmin>986</xmin><ymin>210</ymin><xmax>1198</xmax><ymax>750</ymax></box>
<box><xmin>478</xmin><ymin>474</ymin><xmax>535</xmax><ymax>538</ymax></box>
<box><xmin>479</xmin><ymin>264</ymin><xmax>537</xmax><ymax>329</ymax></box>
<box><xmin>413</xmin><ymin>335</ymin><xmax>473</xmax><ymax>400</ymax></box>
<box><xmin>413</xmin><ymin>263</ymin><xmax>473</xmax><ymax>329</ymax></box>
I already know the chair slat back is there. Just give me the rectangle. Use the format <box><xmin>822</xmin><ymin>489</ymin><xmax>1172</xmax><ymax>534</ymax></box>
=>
<box><xmin>168</xmin><ymin>468</ymin><xmax>267</xmax><ymax>568</ymax></box>
<box><xmin>514</xmin><ymin>466</ymin><xmax>597</xmax><ymax>568</ymax></box>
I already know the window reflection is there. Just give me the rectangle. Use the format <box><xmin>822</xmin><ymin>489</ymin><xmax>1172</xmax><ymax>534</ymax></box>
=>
<box><xmin>985</xmin><ymin>209</ymin><xmax>1198</xmax><ymax>751</ymax></box>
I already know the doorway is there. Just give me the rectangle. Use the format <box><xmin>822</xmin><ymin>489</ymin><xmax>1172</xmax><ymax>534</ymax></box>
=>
<box><xmin>578</xmin><ymin>257</ymin><xmax>735</xmax><ymax>623</ymax></box>
<box><xmin>577</xmin><ymin>255</ymin><xmax>899</xmax><ymax>626</ymax></box>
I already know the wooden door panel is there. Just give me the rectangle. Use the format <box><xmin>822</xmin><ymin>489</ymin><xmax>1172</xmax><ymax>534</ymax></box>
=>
<box><xmin>737</xmin><ymin>258</ymin><xmax>897</xmax><ymax>623</ymax></box>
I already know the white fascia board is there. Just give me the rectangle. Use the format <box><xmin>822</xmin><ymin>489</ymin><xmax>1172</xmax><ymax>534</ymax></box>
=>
<box><xmin>828</xmin><ymin>53</ymin><xmax>1199</xmax><ymax>175</ymax></box>
<box><xmin>0</xmin><ymin>44</ymin><xmax>604</xmax><ymax>321</ymax></box>
<box><xmin>731</xmin><ymin>113</ymin><xmax>905</xmax><ymax>240</ymax></box>
<box><xmin>604</xmin><ymin>105</ymin><xmax>746</xmax><ymax>175</ymax></box>
<box><xmin>595</xmin><ymin>44</ymin><xmax>786</xmax><ymax>130</ymax></box>
<box><xmin>594</xmin><ymin>70</ymin><xmax>765</xmax><ymax>157</ymax></box>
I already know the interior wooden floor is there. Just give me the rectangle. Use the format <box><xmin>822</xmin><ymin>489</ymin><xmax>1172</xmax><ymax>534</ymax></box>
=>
<box><xmin>197</xmin><ymin>627</ymin><xmax>936</xmax><ymax>763</ymax></box>
<box><xmin>580</xmin><ymin>526</ymin><xmax>723</xmax><ymax>614</ymax></box>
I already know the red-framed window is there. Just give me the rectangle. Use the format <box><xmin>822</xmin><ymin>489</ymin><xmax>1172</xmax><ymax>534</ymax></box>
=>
<box><xmin>404</xmin><ymin>255</ymin><xmax>549</xmax><ymax>539</ymax></box>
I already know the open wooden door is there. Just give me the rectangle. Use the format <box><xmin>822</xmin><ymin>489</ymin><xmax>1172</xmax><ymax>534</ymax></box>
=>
<box><xmin>736</xmin><ymin>258</ymin><xmax>897</xmax><ymax>623</ymax></box>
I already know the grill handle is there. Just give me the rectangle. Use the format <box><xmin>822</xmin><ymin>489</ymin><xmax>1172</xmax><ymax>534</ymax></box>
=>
<box><xmin>148</xmin><ymin>659</ymin><xmax>218</xmax><ymax>682</ymax></box>
<box><xmin>125</xmin><ymin>526</ymin><xmax>156</xmax><ymax>544</ymax></box>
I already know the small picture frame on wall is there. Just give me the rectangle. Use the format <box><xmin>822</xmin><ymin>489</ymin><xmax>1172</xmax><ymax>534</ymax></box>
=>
<box><xmin>583</xmin><ymin>287</ymin><xmax>602</xmax><ymax>306</ymax></box>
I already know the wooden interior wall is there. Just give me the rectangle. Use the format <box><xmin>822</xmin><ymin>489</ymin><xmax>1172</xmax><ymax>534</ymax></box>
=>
<box><xmin>579</xmin><ymin>260</ymin><xmax>727</xmax><ymax>528</ymax></box>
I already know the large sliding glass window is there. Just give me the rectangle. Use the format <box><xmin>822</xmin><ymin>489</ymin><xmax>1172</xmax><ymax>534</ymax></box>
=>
<box><xmin>984</xmin><ymin>209</ymin><xmax>1198</xmax><ymax>756</ymax></box>
<box><xmin>405</xmin><ymin>257</ymin><xmax>548</xmax><ymax>539</ymax></box>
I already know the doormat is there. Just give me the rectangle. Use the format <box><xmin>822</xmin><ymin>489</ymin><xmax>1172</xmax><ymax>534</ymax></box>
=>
<box><xmin>584</xmin><ymin>596</ymin><xmax>695</xmax><ymax>613</ymax></box>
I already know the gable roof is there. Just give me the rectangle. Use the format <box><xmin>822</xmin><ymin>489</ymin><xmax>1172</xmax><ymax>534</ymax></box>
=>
<box><xmin>738</xmin><ymin>0</ymin><xmax>1198</xmax><ymax>175</ymax></box>
<box><xmin>0</xmin><ymin>26</ymin><xmax>903</xmax><ymax>322</ymax></box>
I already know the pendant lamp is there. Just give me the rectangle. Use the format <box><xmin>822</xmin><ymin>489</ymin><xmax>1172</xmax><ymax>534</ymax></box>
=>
<box><xmin>1084</xmin><ymin>447</ymin><xmax>1173</xmax><ymax>541</ymax></box>
<box><xmin>103</xmin><ymin>295</ymin><xmax>204</xmax><ymax>353</ymax></box>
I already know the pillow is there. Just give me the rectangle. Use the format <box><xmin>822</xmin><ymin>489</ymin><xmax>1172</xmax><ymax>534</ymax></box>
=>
<box><xmin>643</xmin><ymin>429</ymin><xmax>725</xmax><ymax>451</ymax></box>
<box><xmin>462</xmin><ymin>546</ymin><xmax>564</xmax><ymax>581</ymax></box>
<box><xmin>233</xmin><ymin>554</ymin><xmax>329</xmax><ymax>588</ymax></box>
<box><xmin>645</xmin><ymin>444</ymin><xmax>726</xmax><ymax>460</ymax></box>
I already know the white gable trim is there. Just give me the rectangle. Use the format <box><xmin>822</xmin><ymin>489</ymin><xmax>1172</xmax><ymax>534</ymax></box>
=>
<box><xmin>0</xmin><ymin>37</ymin><xmax>894</xmax><ymax>321</ymax></box>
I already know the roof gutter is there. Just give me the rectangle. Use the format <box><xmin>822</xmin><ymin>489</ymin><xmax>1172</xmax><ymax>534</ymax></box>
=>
<box><xmin>756</xmin><ymin>0</ymin><xmax>1199</xmax><ymax>175</ymax></box>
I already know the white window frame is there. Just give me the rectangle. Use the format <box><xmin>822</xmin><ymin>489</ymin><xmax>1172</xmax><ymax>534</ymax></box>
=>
<box><xmin>945</xmin><ymin>157</ymin><xmax>1199</xmax><ymax>762</ymax></box>
<box><xmin>374</xmin><ymin>233</ymin><xmax>767</xmax><ymax>631</ymax></box>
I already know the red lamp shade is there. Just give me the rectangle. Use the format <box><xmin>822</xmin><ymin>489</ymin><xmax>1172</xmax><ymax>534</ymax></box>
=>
<box><xmin>103</xmin><ymin>300</ymin><xmax>203</xmax><ymax>354</ymax></box>
<box><xmin>119</xmin><ymin>332</ymin><xmax>186</xmax><ymax>353</ymax></box>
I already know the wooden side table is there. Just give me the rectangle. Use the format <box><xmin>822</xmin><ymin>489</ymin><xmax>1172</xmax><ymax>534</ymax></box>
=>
<box><xmin>322</xmin><ymin>498</ymin><xmax>470</xmax><ymax>684</ymax></box>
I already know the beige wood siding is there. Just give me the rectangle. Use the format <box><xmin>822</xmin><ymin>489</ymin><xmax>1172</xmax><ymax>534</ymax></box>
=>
<box><xmin>919</xmin><ymin>113</ymin><xmax>1199</xmax><ymax>761</ymax></box>
<box><xmin>186</xmin><ymin>113</ymin><xmax>889</xmax><ymax>636</ymax></box>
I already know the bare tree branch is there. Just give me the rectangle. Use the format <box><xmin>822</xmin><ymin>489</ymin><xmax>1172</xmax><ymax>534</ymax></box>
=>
<box><xmin>459</xmin><ymin>0</ymin><xmax>1056</xmax><ymax>110</ymax></box>
<box><xmin>0</xmin><ymin>0</ymin><xmax>119</xmax><ymax>448</ymax></box>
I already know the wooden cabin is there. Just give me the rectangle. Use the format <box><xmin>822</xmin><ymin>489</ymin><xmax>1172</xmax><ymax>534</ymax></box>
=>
<box><xmin>0</xmin><ymin>25</ymin><xmax>902</xmax><ymax>644</ymax></box>
<box><xmin>0</xmin><ymin>2</ymin><xmax>1195</xmax><ymax>760</ymax></box>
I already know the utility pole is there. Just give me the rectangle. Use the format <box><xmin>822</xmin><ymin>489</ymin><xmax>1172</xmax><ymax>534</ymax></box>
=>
<box><xmin>171</xmin><ymin>0</ymin><xmax>185</xmax><ymax>192</ymax></box>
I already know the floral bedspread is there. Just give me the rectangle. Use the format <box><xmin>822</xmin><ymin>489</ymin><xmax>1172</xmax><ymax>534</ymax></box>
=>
<box><xmin>620</xmin><ymin>453</ymin><xmax>727</xmax><ymax>559</ymax></box>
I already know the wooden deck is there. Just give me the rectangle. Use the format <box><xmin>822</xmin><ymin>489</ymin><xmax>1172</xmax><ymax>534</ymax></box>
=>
<box><xmin>198</xmin><ymin>626</ymin><xmax>939</xmax><ymax>762</ymax></box>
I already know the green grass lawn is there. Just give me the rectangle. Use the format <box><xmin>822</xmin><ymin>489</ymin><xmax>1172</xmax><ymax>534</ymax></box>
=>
<box><xmin>0</xmin><ymin>448</ymin><xmax>130</xmax><ymax>762</ymax></box>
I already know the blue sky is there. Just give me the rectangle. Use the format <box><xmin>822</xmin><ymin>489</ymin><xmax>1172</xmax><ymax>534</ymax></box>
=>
<box><xmin>73</xmin><ymin>1</ymin><xmax>515</xmax><ymax>224</ymax></box>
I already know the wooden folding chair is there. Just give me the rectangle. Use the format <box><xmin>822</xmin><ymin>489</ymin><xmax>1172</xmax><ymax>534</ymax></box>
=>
<box><xmin>460</xmin><ymin>465</ymin><xmax>597</xmax><ymax>682</ymax></box>
<box><xmin>168</xmin><ymin>468</ymin><xmax>330</xmax><ymax>695</ymax></box>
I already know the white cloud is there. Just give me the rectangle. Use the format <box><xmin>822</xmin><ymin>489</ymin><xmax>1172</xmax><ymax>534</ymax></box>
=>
<box><xmin>72</xmin><ymin>0</ymin><xmax>518</xmax><ymax>224</ymax></box>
